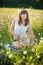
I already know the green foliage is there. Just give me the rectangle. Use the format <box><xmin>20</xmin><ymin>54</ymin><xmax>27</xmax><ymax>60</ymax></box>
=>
<box><xmin>0</xmin><ymin>41</ymin><xmax>43</xmax><ymax>65</ymax></box>
<box><xmin>0</xmin><ymin>0</ymin><xmax>43</xmax><ymax>8</ymax></box>
<box><xmin>0</xmin><ymin>8</ymin><xmax>43</xmax><ymax>65</ymax></box>
<box><xmin>0</xmin><ymin>18</ymin><xmax>13</xmax><ymax>45</ymax></box>
<box><xmin>32</xmin><ymin>21</ymin><xmax>43</xmax><ymax>43</ymax></box>
<box><xmin>35</xmin><ymin>41</ymin><xmax>43</xmax><ymax>55</ymax></box>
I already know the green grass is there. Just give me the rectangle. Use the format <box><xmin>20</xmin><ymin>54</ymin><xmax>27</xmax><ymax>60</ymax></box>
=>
<box><xmin>0</xmin><ymin>8</ymin><xmax>43</xmax><ymax>43</ymax></box>
<box><xmin>0</xmin><ymin>7</ymin><xmax>43</xmax><ymax>65</ymax></box>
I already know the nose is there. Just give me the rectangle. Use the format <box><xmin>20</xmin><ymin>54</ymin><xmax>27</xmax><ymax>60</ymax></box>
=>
<box><xmin>22</xmin><ymin>14</ymin><xmax>25</xmax><ymax>17</ymax></box>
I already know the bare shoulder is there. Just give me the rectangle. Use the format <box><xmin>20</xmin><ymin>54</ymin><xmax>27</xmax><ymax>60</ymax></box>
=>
<box><xmin>13</xmin><ymin>18</ymin><xmax>18</xmax><ymax>23</ymax></box>
<box><xmin>29</xmin><ymin>22</ymin><xmax>31</xmax><ymax>25</ymax></box>
<box><xmin>12</xmin><ymin>18</ymin><xmax>17</xmax><ymax>24</ymax></box>
<box><xmin>28</xmin><ymin>22</ymin><xmax>31</xmax><ymax>28</ymax></box>
<box><xmin>15</xmin><ymin>18</ymin><xmax>19</xmax><ymax>22</ymax></box>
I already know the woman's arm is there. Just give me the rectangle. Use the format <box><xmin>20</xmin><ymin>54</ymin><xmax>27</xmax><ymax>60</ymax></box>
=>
<box><xmin>9</xmin><ymin>19</ymin><xmax>15</xmax><ymax>36</ymax></box>
<box><xmin>28</xmin><ymin>22</ymin><xmax>35</xmax><ymax>40</ymax></box>
<box><xmin>9</xmin><ymin>19</ymin><xmax>19</xmax><ymax>40</ymax></box>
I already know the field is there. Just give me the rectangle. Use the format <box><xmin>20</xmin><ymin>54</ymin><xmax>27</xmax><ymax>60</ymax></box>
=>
<box><xmin>0</xmin><ymin>8</ymin><xmax>43</xmax><ymax>65</ymax></box>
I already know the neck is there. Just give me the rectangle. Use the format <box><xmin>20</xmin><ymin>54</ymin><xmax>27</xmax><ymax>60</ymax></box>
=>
<box><xmin>22</xmin><ymin>19</ymin><xmax>25</xmax><ymax>24</ymax></box>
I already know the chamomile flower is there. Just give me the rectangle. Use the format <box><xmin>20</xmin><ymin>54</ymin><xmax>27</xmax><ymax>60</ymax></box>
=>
<box><xmin>32</xmin><ymin>48</ymin><xmax>35</xmax><ymax>52</ymax></box>
<box><xmin>31</xmin><ymin>63</ymin><xmax>34</xmax><ymax>65</ymax></box>
<box><xmin>9</xmin><ymin>54</ymin><xmax>14</xmax><ymax>58</ymax></box>
<box><xmin>23</xmin><ymin>50</ymin><xmax>27</xmax><ymax>55</ymax></box>
<box><xmin>22</xmin><ymin>56</ymin><xmax>25</xmax><ymax>59</ymax></box>
<box><xmin>37</xmin><ymin>55</ymin><xmax>41</xmax><ymax>59</ymax></box>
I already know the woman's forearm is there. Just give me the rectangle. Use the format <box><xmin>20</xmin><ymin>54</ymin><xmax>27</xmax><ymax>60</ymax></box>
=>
<box><xmin>10</xmin><ymin>30</ymin><xmax>19</xmax><ymax>40</ymax></box>
<box><xmin>30</xmin><ymin>34</ymin><xmax>34</xmax><ymax>40</ymax></box>
<box><xmin>10</xmin><ymin>30</ymin><xmax>14</xmax><ymax>36</ymax></box>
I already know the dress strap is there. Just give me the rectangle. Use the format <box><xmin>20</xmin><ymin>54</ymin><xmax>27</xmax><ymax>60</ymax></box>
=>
<box><xmin>25</xmin><ymin>24</ymin><xmax>29</xmax><ymax>29</ymax></box>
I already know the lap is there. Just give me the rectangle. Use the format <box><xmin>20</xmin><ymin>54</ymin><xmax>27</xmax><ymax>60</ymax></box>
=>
<box><xmin>12</xmin><ymin>38</ymin><xmax>30</xmax><ymax>49</ymax></box>
<box><xmin>13</xmin><ymin>34</ymin><xmax>31</xmax><ymax>49</ymax></box>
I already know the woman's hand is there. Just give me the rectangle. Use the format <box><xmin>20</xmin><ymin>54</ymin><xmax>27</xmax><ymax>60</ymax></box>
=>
<box><xmin>14</xmin><ymin>34</ymin><xmax>19</xmax><ymax>41</ymax></box>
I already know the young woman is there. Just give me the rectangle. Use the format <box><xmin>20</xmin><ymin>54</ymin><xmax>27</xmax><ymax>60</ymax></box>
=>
<box><xmin>9</xmin><ymin>9</ymin><xmax>35</xmax><ymax>49</ymax></box>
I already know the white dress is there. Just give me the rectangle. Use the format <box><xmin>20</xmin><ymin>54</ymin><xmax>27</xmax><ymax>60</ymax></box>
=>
<box><xmin>14</xmin><ymin>19</ymin><xmax>29</xmax><ymax>36</ymax></box>
<box><xmin>13</xmin><ymin>19</ymin><xmax>30</xmax><ymax>44</ymax></box>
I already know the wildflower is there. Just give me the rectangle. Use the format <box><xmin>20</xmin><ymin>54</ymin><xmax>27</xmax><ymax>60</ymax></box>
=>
<box><xmin>15</xmin><ymin>59</ymin><xmax>23</xmax><ymax>64</ymax></box>
<box><xmin>7</xmin><ymin>47</ymin><xmax>10</xmax><ymax>51</ymax></box>
<box><xmin>9</xmin><ymin>54</ymin><xmax>14</xmax><ymax>58</ymax></box>
<box><xmin>31</xmin><ymin>63</ymin><xmax>34</xmax><ymax>65</ymax></box>
<box><xmin>41</xmin><ymin>37</ymin><xmax>43</xmax><ymax>41</ymax></box>
<box><xmin>40</xmin><ymin>37</ymin><xmax>43</xmax><ymax>42</ymax></box>
<box><xmin>0</xmin><ymin>43</ymin><xmax>3</xmax><ymax>46</ymax></box>
<box><xmin>32</xmin><ymin>48</ymin><xmax>35</xmax><ymax>52</ymax></box>
<box><xmin>37</xmin><ymin>55</ymin><xmax>40</xmax><ymax>59</ymax></box>
<box><xmin>23</xmin><ymin>50</ymin><xmax>27</xmax><ymax>55</ymax></box>
<box><xmin>30</xmin><ymin>56</ymin><xmax>33</xmax><ymax>60</ymax></box>
<box><xmin>6</xmin><ymin>51</ymin><xmax>10</xmax><ymax>55</ymax></box>
<box><xmin>22</xmin><ymin>56</ymin><xmax>25</xmax><ymax>59</ymax></box>
<box><xmin>38</xmin><ymin>33</ymin><xmax>40</xmax><ymax>36</ymax></box>
<box><xmin>5</xmin><ymin>44</ymin><xmax>10</xmax><ymax>50</ymax></box>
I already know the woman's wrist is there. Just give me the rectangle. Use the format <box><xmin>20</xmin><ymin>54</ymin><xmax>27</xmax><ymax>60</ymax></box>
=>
<box><xmin>11</xmin><ymin>32</ymin><xmax>16</xmax><ymax>37</ymax></box>
<box><xmin>12</xmin><ymin>32</ymin><xmax>15</xmax><ymax>36</ymax></box>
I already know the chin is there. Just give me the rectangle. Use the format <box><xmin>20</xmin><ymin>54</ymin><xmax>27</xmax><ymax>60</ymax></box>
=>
<box><xmin>22</xmin><ymin>18</ymin><xmax>26</xmax><ymax>20</ymax></box>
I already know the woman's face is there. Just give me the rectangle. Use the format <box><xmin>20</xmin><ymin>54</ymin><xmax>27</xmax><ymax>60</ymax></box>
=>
<box><xmin>20</xmin><ymin>13</ymin><xmax>27</xmax><ymax>21</ymax></box>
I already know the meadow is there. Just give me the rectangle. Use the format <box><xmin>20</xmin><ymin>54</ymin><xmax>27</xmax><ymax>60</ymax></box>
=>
<box><xmin>0</xmin><ymin>8</ymin><xmax>43</xmax><ymax>65</ymax></box>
